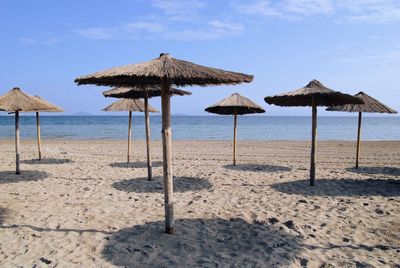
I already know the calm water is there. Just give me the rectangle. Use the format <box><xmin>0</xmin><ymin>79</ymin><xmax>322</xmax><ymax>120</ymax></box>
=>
<box><xmin>0</xmin><ymin>115</ymin><xmax>399</xmax><ymax>141</ymax></box>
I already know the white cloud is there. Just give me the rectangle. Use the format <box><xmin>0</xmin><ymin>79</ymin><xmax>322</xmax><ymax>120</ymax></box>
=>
<box><xmin>19</xmin><ymin>34</ymin><xmax>63</xmax><ymax>45</ymax></box>
<box><xmin>74</xmin><ymin>19</ymin><xmax>244</xmax><ymax>41</ymax></box>
<box><xmin>74</xmin><ymin>28</ymin><xmax>115</xmax><ymax>40</ymax></box>
<box><xmin>150</xmin><ymin>0</ymin><xmax>206</xmax><ymax>20</ymax></box>
<box><xmin>283</xmin><ymin>0</ymin><xmax>333</xmax><ymax>15</ymax></box>
<box><xmin>237</xmin><ymin>0</ymin><xmax>283</xmax><ymax>17</ymax></box>
<box><xmin>73</xmin><ymin>22</ymin><xmax>165</xmax><ymax>40</ymax></box>
<box><xmin>235</xmin><ymin>0</ymin><xmax>400</xmax><ymax>22</ymax></box>
<box><xmin>337</xmin><ymin>0</ymin><xmax>400</xmax><ymax>22</ymax></box>
<box><xmin>234</xmin><ymin>0</ymin><xmax>334</xmax><ymax>18</ymax></box>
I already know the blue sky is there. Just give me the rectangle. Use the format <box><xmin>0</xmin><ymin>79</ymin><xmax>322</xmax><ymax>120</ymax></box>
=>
<box><xmin>0</xmin><ymin>0</ymin><xmax>399</xmax><ymax>116</ymax></box>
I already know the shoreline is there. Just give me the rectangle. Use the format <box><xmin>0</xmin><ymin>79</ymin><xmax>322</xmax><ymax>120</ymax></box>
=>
<box><xmin>1</xmin><ymin>139</ymin><xmax>400</xmax><ymax>142</ymax></box>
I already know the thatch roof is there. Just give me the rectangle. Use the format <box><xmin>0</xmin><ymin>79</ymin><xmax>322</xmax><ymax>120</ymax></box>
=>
<box><xmin>0</xmin><ymin>87</ymin><xmax>63</xmax><ymax>112</ymax></box>
<box><xmin>103</xmin><ymin>86</ymin><xmax>192</xmax><ymax>99</ymax></box>
<box><xmin>103</xmin><ymin>98</ymin><xmax>159</xmax><ymax>112</ymax></box>
<box><xmin>205</xmin><ymin>93</ymin><xmax>265</xmax><ymax>115</ymax></box>
<box><xmin>264</xmin><ymin>80</ymin><xmax>363</xmax><ymax>107</ymax></box>
<box><xmin>75</xmin><ymin>53</ymin><xmax>253</xmax><ymax>87</ymax></box>
<box><xmin>326</xmin><ymin>91</ymin><xmax>397</xmax><ymax>114</ymax></box>
<box><xmin>34</xmin><ymin>95</ymin><xmax>64</xmax><ymax>112</ymax></box>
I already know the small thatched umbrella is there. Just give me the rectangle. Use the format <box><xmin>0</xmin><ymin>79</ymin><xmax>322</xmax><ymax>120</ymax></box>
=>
<box><xmin>34</xmin><ymin>96</ymin><xmax>64</xmax><ymax>160</ymax></box>
<box><xmin>205</xmin><ymin>93</ymin><xmax>265</xmax><ymax>166</ymax></box>
<box><xmin>103</xmin><ymin>98</ymin><xmax>158</xmax><ymax>163</ymax></box>
<box><xmin>103</xmin><ymin>86</ymin><xmax>191</xmax><ymax>180</ymax></box>
<box><xmin>264</xmin><ymin>80</ymin><xmax>363</xmax><ymax>186</ymax></box>
<box><xmin>0</xmin><ymin>87</ymin><xmax>63</xmax><ymax>173</ymax></box>
<box><xmin>75</xmin><ymin>53</ymin><xmax>253</xmax><ymax>234</ymax></box>
<box><xmin>327</xmin><ymin>92</ymin><xmax>397</xmax><ymax>168</ymax></box>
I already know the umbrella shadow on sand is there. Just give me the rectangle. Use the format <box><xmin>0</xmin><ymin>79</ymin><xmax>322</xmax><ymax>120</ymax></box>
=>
<box><xmin>346</xmin><ymin>167</ymin><xmax>400</xmax><ymax>176</ymax></box>
<box><xmin>110</xmin><ymin>161</ymin><xmax>162</xmax><ymax>169</ymax></box>
<box><xmin>224</xmin><ymin>163</ymin><xmax>291</xmax><ymax>173</ymax></box>
<box><xmin>271</xmin><ymin>178</ymin><xmax>400</xmax><ymax>197</ymax></box>
<box><xmin>101</xmin><ymin>218</ymin><xmax>302</xmax><ymax>268</ymax></box>
<box><xmin>0</xmin><ymin>170</ymin><xmax>49</xmax><ymax>184</ymax></box>
<box><xmin>113</xmin><ymin>176</ymin><xmax>212</xmax><ymax>193</ymax></box>
<box><xmin>21</xmin><ymin>158</ymin><xmax>73</xmax><ymax>165</ymax></box>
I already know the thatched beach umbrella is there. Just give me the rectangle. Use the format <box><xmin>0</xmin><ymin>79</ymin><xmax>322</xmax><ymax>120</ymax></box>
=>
<box><xmin>34</xmin><ymin>96</ymin><xmax>63</xmax><ymax>160</ymax></box>
<box><xmin>103</xmin><ymin>98</ymin><xmax>158</xmax><ymax>163</ymax></box>
<box><xmin>0</xmin><ymin>87</ymin><xmax>63</xmax><ymax>173</ymax></box>
<box><xmin>264</xmin><ymin>80</ymin><xmax>363</xmax><ymax>186</ymax></box>
<box><xmin>205</xmin><ymin>93</ymin><xmax>265</xmax><ymax>166</ymax></box>
<box><xmin>327</xmin><ymin>92</ymin><xmax>397</xmax><ymax>168</ymax></box>
<box><xmin>103</xmin><ymin>86</ymin><xmax>191</xmax><ymax>181</ymax></box>
<box><xmin>75</xmin><ymin>53</ymin><xmax>253</xmax><ymax>234</ymax></box>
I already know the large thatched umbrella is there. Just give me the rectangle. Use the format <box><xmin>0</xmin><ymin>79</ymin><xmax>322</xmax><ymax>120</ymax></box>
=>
<box><xmin>0</xmin><ymin>87</ymin><xmax>63</xmax><ymax>173</ymax></box>
<box><xmin>34</xmin><ymin>96</ymin><xmax>64</xmax><ymax>160</ymax></box>
<box><xmin>205</xmin><ymin>93</ymin><xmax>265</xmax><ymax>166</ymax></box>
<box><xmin>75</xmin><ymin>53</ymin><xmax>253</xmax><ymax>234</ymax></box>
<box><xmin>103</xmin><ymin>86</ymin><xmax>191</xmax><ymax>181</ymax></box>
<box><xmin>326</xmin><ymin>91</ymin><xmax>397</xmax><ymax>168</ymax></box>
<box><xmin>103</xmin><ymin>98</ymin><xmax>158</xmax><ymax>163</ymax></box>
<box><xmin>264</xmin><ymin>80</ymin><xmax>363</xmax><ymax>186</ymax></box>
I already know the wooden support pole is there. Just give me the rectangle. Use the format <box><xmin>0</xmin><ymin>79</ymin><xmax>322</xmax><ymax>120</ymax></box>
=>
<box><xmin>36</xmin><ymin>112</ymin><xmax>42</xmax><ymax>160</ymax></box>
<box><xmin>127</xmin><ymin>111</ymin><xmax>132</xmax><ymax>163</ymax></box>
<box><xmin>355</xmin><ymin>111</ymin><xmax>362</xmax><ymax>169</ymax></box>
<box><xmin>233</xmin><ymin>113</ymin><xmax>237</xmax><ymax>166</ymax></box>
<box><xmin>15</xmin><ymin>111</ymin><xmax>20</xmax><ymax>174</ymax></box>
<box><xmin>144</xmin><ymin>95</ymin><xmax>153</xmax><ymax>181</ymax></box>
<box><xmin>310</xmin><ymin>98</ymin><xmax>317</xmax><ymax>186</ymax></box>
<box><xmin>161</xmin><ymin>77</ymin><xmax>175</xmax><ymax>234</ymax></box>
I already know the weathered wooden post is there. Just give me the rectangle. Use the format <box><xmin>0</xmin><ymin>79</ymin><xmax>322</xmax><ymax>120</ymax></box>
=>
<box><xmin>15</xmin><ymin>111</ymin><xmax>20</xmax><ymax>174</ymax></box>
<box><xmin>127</xmin><ymin>111</ymin><xmax>132</xmax><ymax>163</ymax></box>
<box><xmin>310</xmin><ymin>97</ymin><xmax>317</xmax><ymax>186</ymax></box>
<box><xmin>144</xmin><ymin>95</ymin><xmax>153</xmax><ymax>180</ymax></box>
<box><xmin>233</xmin><ymin>113</ymin><xmax>237</xmax><ymax>166</ymax></box>
<box><xmin>355</xmin><ymin>111</ymin><xmax>362</xmax><ymax>169</ymax></box>
<box><xmin>161</xmin><ymin>77</ymin><xmax>175</xmax><ymax>234</ymax></box>
<box><xmin>36</xmin><ymin>112</ymin><xmax>42</xmax><ymax>160</ymax></box>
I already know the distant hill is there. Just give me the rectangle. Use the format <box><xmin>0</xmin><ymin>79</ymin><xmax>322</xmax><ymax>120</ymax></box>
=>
<box><xmin>71</xmin><ymin>111</ymin><xmax>92</xmax><ymax>116</ymax></box>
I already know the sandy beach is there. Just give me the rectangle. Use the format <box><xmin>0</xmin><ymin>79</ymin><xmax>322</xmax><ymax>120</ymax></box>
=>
<box><xmin>0</xmin><ymin>139</ymin><xmax>399</xmax><ymax>267</ymax></box>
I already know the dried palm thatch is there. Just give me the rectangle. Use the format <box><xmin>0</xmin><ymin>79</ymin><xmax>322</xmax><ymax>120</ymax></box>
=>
<box><xmin>75</xmin><ymin>53</ymin><xmax>253</xmax><ymax>87</ymax></box>
<box><xmin>326</xmin><ymin>92</ymin><xmax>397</xmax><ymax>113</ymax></box>
<box><xmin>205</xmin><ymin>93</ymin><xmax>265</xmax><ymax>115</ymax></box>
<box><xmin>264</xmin><ymin>80</ymin><xmax>363</xmax><ymax>187</ymax></box>
<box><xmin>75</xmin><ymin>53</ymin><xmax>253</xmax><ymax>235</ymax></box>
<box><xmin>103</xmin><ymin>86</ymin><xmax>191</xmax><ymax>98</ymax></box>
<box><xmin>326</xmin><ymin>92</ymin><xmax>397</xmax><ymax>169</ymax></box>
<box><xmin>0</xmin><ymin>88</ymin><xmax>64</xmax><ymax>172</ymax></box>
<box><xmin>34</xmin><ymin>95</ymin><xmax>64</xmax><ymax>112</ymax></box>
<box><xmin>264</xmin><ymin>80</ymin><xmax>363</xmax><ymax>107</ymax></box>
<box><xmin>103</xmin><ymin>86</ymin><xmax>190</xmax><ymax>182</ymax></box>
<box><xmin>205</xmin><ymin>93</ymin><xmax>265</xmax><ymax>166</ymax></box>
<box><xmin>103</xmin><ymin>99</ymin><xmax>158</xmax><ymax>164</ymax></box>
<box><xmin>0</xmin><ymin>87</ymin><xmax>59</xmax><ymax>112</ymax></box>
<box><xmin>103</xmin><ymin>98</ymin><xmax>159</xmax><ymax>112</ymax></box>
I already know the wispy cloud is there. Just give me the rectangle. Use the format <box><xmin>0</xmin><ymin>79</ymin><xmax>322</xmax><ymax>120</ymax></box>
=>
<box><xmin>234</xmin><ymin>0</ymin><xmax>333</xmax><ymax>18</ymax></box>
<box><xmin>19</xmin><ymin>0</ymin><xmax>400</xmax><ymax>46</ymax></box>
<box><xmin>334</xmin><ymin>45</ymin><xmax>400</xmax><ymax>68</ymax></box>
<box><xmin>73</xmin><ymin>19</ymin><xmax>243</xmax><ymax>41</ymax></box>
<box><xmin>19</xmin><ymin>34</ymin><xmax>65</xmax><ymax>45</ymax></box>
<box><xmin>338</xmin><ymin>0</ymin><xmax>400</xmax><ymax>22</ymax></box>
<box><xmin>73</xmin><ymin>22</ymin><xmax>165</xmax><ymax>40</ymax></box>
<box><xmin>150</xmin><ymin>0</ymin><xmax>206</xmax><ymax>20</ymax></box>
<box><xmin>72</xmin><ymin>0</ymin><xmax>242</xmax><ymax>42</ymax></box>
<box><xmin>235</xmin><ymin>0</ymin><xmax>400</xmax><ymax>22</ymax></box>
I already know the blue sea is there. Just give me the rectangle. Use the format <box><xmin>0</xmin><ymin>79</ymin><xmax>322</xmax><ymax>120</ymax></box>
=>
<box><xmin>0</xmin><ymin>115</ymin><xmax>399</xmax><ymax>141</ymax></box>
